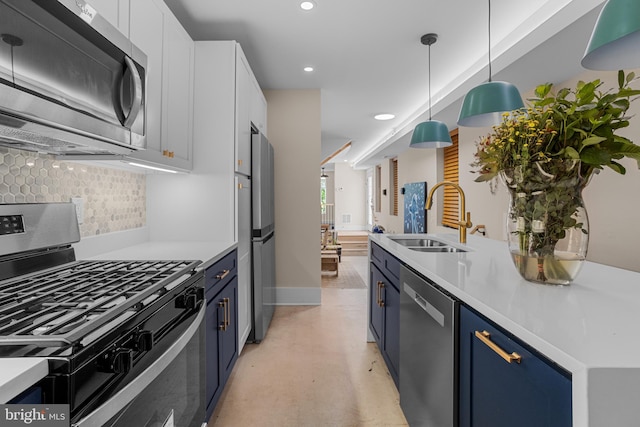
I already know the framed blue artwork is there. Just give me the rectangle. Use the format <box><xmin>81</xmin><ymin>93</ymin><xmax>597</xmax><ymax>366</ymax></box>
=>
<box><xmin>403</xmin><ymin>182</ymin><xmax>427</xmax><ymax>233</ymax></box>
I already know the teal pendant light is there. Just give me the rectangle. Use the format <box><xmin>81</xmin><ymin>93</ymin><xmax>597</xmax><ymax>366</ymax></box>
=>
<box><xmin>582</xmin><ymin>0</ymin><xmax>640</xmax><ymax>70</ymax></box>
<box><xmin>457</xmin><ymin>0</ymin><xmax>523</xmax><ymax>127</ymax></box>
<box><xmin>410</xmin><ymin>33</ymin><xmax>452</xmax><ymax>149</ymax></box>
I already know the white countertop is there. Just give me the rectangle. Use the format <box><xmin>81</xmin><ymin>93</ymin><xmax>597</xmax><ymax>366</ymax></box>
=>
<box><xmin>0</xmin><ymin>358</ymin><xmax>48</xmax><ymax>403</ymax></box>
<box><xmin>370</xmin><ymin>233</ymin><xmax>640</xmax><ymax>427</ymax></box>
<box><xmin>86</xmin><ymin>240</ymin><xmax>237</xmax><ymax>271</ymax></box>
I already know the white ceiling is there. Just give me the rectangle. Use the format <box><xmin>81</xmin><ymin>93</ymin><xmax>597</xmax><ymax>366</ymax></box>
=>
<box><xmin>162</xmin><ymin>0</ymin><xmax>607</xmax><ymax>170</ymax></box>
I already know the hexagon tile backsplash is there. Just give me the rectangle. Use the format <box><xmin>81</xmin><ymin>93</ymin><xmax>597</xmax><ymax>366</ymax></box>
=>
<box><xmin>0</xmin><ymin>148</ymin><xmax>146</xmax><ymax>237</ymax></box>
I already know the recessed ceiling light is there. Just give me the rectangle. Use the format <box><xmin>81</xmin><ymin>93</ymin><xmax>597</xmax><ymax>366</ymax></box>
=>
<box><xmin>374</xmin><ymin>113</ymin><xmax>395</xmax><ymax>121</ymax></box>
<box><xmin>304</xmin><ymin>66</ymin><xmax>314</xmax><ymax>72</ymax></box>
<box><xmin>300</xmin><ymin>1</ymin><xmax>315</xmax><ymax>11</ymax></box>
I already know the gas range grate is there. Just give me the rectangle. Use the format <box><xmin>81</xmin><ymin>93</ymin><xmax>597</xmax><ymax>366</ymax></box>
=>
<box><xmin>0</xmin><ymin>260</ymin><xmax>201</xmax><ymax>347</ymax></box>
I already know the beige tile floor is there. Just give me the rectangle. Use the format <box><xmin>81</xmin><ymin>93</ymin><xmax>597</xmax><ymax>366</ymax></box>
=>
<box><xmin>208</xmin><ymin>256</ymin><xmax>408</xmax><ymax>426</ymax></box>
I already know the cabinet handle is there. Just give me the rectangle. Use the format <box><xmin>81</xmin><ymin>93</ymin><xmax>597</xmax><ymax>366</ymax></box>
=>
<box><xmin>218</xmin><ymin>300</ymin><xmax>226</xmax><ymax>331</ymax></box>
<box><xmin>216</xmin><ymin>269</ymin><xmax>230</xmax><ymax>280</ymax></box>
<box><xmin>169</xmin><ymin>151</ymin><xmax>174</xmax><ymax>158</ymax></box>
<box><xmin>377</xmin><ymin>281</ymin><xmax>385</xmax><ymax>307</ymax></box>
<box><xmin>475</xmin><ymin>330</ymin><xmax>522</xmax><ymax>364</ymax></box>
<box><xmin>163</xmin><ymin>149</ymin><xmax>169</xmax><ymax>157</ymax></box>
<box><xmin>224</xmin><ymin>298</ymin><xmax>230</xmax><ymax>328</ymax></box>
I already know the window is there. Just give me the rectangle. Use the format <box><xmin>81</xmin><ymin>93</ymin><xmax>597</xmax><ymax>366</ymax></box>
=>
<box><xmin>442</xmin><ymin>129</ymin><xmax>459</xmax><ymax>229</ymax></box>
<box><xmin>320</xmin><ymin>175</ymin><xmax>327</xmax><ymax>212</ymax></box>
<box><xmin>375</xmin><ymin>165</ymin><xmax>382</xmax><ymax>212</ymax></box>
<box><xmin>391</xmin><ymin>157</ymin><xmax>398</xmax><ymax>216</ymax></box>
<box><xmin>367</xmin><ymin>173</ymin><xmax>373</xmax><ymax>227</ymax></box>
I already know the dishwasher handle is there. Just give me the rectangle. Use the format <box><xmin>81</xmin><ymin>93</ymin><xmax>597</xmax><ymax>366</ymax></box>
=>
<box><xmin>403</xmin><ymin>282</ymin><xmax>445</xmax><ymax>327</ymax></box>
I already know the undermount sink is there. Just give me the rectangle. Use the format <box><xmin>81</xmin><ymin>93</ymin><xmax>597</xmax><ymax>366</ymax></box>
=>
<box><xmin>388</xmin><ymin>236</ymin><xmax>467</xmax><ymax>253</ymax></box>
<box><xmin>408</xmin><ymin>246</ymin><xmax>467</xmax><ymax>253</ymax></box>
<box><xmin>389</xmin><ymin>238</ymin><xmax>447</xmax><ymax>247</ymax></box>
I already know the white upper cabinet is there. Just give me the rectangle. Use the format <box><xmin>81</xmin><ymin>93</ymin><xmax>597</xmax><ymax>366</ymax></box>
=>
<box><xmin>249</xmin><ymin>73</ymin><xmax>267</xmax><ymax>136</ymax></box>
<box><xmin>161</xmin><ymin>12</ymin><xmax>194</xmax><ymax>167</ymax></box>
<box><xmin>128</xmin><ymin>0</ymin><xmax>194</xmax><ymax>172</ymax></box>
<box><xmin>235</xmin><ymin>46</ymin><xmax>267</xmax><ymax>174</ymax></box>
<box><xmin>88</xmin><ymin>0</ymin><xmax>130</xmax><ymax>36</ymax></box>
<box><xmin>235</xmin><ymin>47</ymin><xmax>252</xmax><ymax>176</ymax></box>
<box><xmin>129</xmin><ymin>0</ymin><xmax>164</xmax><ymax>160</ymax></box>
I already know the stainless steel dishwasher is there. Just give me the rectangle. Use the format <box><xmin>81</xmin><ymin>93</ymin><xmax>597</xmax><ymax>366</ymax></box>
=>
<box><xmin>400</xmin><ymin>265</ymin><xmax>459</xmax><ymax>427</ymax></box>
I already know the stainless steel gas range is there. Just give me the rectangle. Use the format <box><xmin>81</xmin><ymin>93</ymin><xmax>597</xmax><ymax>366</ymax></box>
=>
<box><xmin>0</xmin><ymin>203</ymin><xmax>206</xmax><ymax>427</ymax></box>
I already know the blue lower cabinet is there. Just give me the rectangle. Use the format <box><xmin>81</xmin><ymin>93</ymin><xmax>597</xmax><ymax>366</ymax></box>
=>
<box><xmin>369</xmin><ymin>262</ymin><xmax>400</xmax><ymax>388</ymax></box>
<box><xmin>369</xmin><ymin>265</ymin><xmax>385</xmax><ymax>344</ymax></box>
<box><xmin>205</xmin><ymin>297</ymin><xmax>221</xmax><ymax>419</ymax></box>
<box><xmin>383</xmin><ymin>278</ymin><xmax>400</xmax><ymax>385</ymax></box>
<box><xmin>205</xmin><ymin>250</ymin><xmax>239</xmax><ymax>422</ymax></box>
<box><xmin>459</xmin><ymin>306</ymin><xmax>572</xmax><ymax>427</ymax></box>
<box><xmin>218</xmin><ymin>278</ymin><xmax>238</xmax><ymax>383</ymax></box>
<box><xmin>8</xmin><ymin>386</ymin><xmax>42</xmax><ymax>404</ymax></box>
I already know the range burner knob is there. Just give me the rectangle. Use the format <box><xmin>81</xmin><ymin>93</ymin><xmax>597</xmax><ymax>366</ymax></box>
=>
<box><xmin>175</xmin><ymin>291</ymin><xmax>198</xmax><ymax>310</ymax></box>
<box><xmin>134</xmin><ymin>330</ymin><xmax>154</xmax><ymax>352</ymax></box>
<box><xmin>97</xmin><ymin>348</ymin><xmax>133</xmax><ymax>374</ymax></box>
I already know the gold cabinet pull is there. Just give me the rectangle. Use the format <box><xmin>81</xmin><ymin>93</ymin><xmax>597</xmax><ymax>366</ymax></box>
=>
<box><xmin>224</xmin><ymin>297</ymin><xmax>230</xmax><ymax>327</ymax></box>
<box><xmin>377</xmin><ymin>281</ymin><xmax>385</xmax><ymax>307</ymax></box>
<box><xmin>218</xmin><ymin>300</ymin><xmax>226</xmax><ymax>331</ymax></box>
<box><xmin>215</xmin><ymin>269</ymin><xmax>230</xmax><ymax>280</ymax></box>
<box><xmin>475</xmin><ymin>330</ymin><xmax>522</xmax><ymax>364</ymax></box>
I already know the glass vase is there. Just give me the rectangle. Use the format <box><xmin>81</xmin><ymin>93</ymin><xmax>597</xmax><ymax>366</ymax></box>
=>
<box><xmin>501</xmin><ymin>159</ymin><xmax>589</xmax><ymax>285</ymax></box>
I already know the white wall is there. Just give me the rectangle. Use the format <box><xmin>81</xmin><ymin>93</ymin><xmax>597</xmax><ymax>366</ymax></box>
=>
<box><xmin>334</xmin><ymin>162</ymin><xmax>367</xmax><ymax>230</ymax></box>
<box><xmin>147</xmin><ymin>42</ymin><xmax>236</xmax><ymax>243</ymax></box>
<box><xmin>373</xmin><ymin>148</ymin><xmax>441</xmax><ymax>235</ymax></box>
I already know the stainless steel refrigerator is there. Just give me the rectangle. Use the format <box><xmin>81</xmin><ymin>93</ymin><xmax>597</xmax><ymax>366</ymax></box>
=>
<box><xmin>248</xmin><ymin>130</ymin><xmax>276</xmax><ymax>342</ymax></box>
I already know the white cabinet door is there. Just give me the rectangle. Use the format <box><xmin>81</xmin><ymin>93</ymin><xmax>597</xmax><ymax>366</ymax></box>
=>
<box><xmin>250</xmin><ymin>76</ymin><xmax>267</xmax><ymax>136</ymax></box>
<box><xmin>162</xmin><ymin>14</ymin><xmax>194</xmax><ymax>169</ymax></box>
<box><xmin>88</xmin><ymin>0</ymin><xmax>129</xmax><ymax>36</ymax></box>
<box><xmin>129</xmin><ymin>0</ymin><xmax>164</xmax><ymax>156</ymax></box>
<box><xmin>235</xmin><ymin>47</ymin><xmax>252</xmax><ymax>176</ymax></box>
<box><xmin>128</xmin><ymin>0</ymin><xmax>193</xmax><ymax>172</ymax></box>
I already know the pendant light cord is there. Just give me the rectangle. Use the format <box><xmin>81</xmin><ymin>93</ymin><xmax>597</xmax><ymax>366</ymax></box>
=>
<box><xmin>487</xmin><ymin>0</ymin><xmax>492</xmax><ymax>82</ymax></box>
<box><xmin>428</xmin><ymin>41</ymin><xmax>432</xmax><ymax>121</ymax></box>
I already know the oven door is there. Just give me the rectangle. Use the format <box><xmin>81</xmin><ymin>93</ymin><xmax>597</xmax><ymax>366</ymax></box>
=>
<box><xmin>72</xmin><ymin>304</ymin><xmax>206</xmax><ymax>427</ymax></box>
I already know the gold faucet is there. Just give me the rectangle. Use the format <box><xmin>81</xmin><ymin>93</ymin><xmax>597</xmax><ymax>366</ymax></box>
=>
<box><xmin>425</xmin><ymin>181</ymin><xmax>473</xmax><ymax>244</ymax></box>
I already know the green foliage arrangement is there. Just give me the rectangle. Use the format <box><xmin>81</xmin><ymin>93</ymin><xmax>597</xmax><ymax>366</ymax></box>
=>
<box><xmin>472</xmin><ymin>71</ymin><xmax>640</xmax><ymax>283</ymax></box>
<box><xmin>473</xmin><ymin>70</ymin><xmax>640</xmax><ymax>182</ymax></box>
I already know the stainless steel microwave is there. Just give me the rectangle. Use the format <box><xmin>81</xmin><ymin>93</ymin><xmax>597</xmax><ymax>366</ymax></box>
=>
<box><xmin>0</xmin><ymin>0</ymin><xmax>147</xmax><ymax>155</ymax></box>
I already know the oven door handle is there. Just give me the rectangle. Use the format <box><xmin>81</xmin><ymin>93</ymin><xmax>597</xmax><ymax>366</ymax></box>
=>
<box><xmin>72</xmin><ymin>304</ymin><xmax>205</xmax><ymax>427</ymax></box>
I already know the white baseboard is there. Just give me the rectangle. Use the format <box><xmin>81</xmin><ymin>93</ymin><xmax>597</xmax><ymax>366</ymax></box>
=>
<box><xmin>275</xmin><ymin>287</ymin><xmax>321</xmax><ymax>305</ymax></box>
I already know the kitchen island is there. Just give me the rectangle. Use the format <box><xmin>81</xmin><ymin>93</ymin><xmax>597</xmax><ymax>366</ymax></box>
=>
<box><xmin>371</xmin><ymin>233</ymin><xmax>640</xmax><ymax>427</ymax></box>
